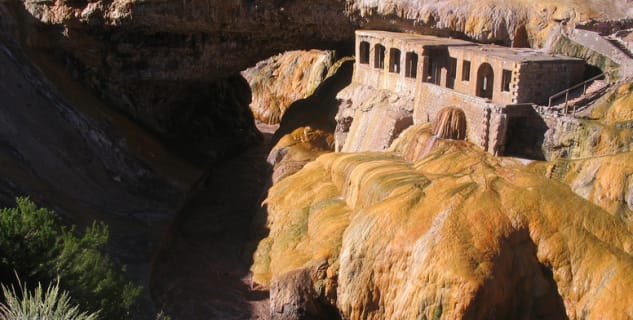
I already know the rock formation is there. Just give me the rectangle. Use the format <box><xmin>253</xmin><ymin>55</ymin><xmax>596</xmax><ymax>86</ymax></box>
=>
<box><xmin>253</xmin><ymin>124</ymin><xmax>633</xmax><ymax>319</ymax></box>
<box><xmin>2</xmin><ymin>0</ymin><xmax>633</xmax><ymax>318</ymax></box>
<box><xmin>335</xmin><ymin>83</ymin><xmax>414</xmax><ymax>152</ymax></box>
<box><xmin>431</xmin><ymin>106</ymin><xmax>467</xmax><ymax>140</ymax></box>
<box><xmin>543</xmin><ymin>82</ymin><xmax>633</xmax><ymax>160</ymax></box>
<box><xmin>242</xmin><ymin>50</ymin><xmax>336</xmax><ymax>124</ymax></box>
<box><xmin>5</xmin><ymin>0</ymin><xmax>631</xmax><ymax>157</ymax></box>
<box><xmin>1</xmin><ymin>0</ymin><xmax>356</xmax><ymax>161</ymax></box>
<box><xmin>532</xmin><ymin>153</ymin><xmax>633</xmax><ymax>223</ymax></box>
<box><xmin>267</xmin><ymin>126</ymin><xmax>334</xmax><ymax>184</ymax></box>
<box><xmin>349</xmin><ymin>0</ymin><xmax>633</xmax><ymax>46</ymax></box>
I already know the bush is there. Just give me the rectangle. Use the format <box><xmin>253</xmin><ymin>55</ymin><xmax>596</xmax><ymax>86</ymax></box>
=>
<box><xmin>0</xmin><ymin>197</ymin><xmax>141</xmax><ymax>319</ymax></box>
<box><xmin>0</xmin><ymin>279</ymin><xmax>99</xmax><ymax>320</ymax></box>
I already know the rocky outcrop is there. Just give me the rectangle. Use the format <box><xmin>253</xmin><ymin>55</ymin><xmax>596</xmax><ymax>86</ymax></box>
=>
<box><xmin>254</xmin><ymin>124</ymin><xmax>633</xmax><ymax>319</ymax></box>
<box><xmin>267</xmin><ymin>126</ymin><xmax>334</xmax><ymax>184</ymax></box>
<box><xmin>431</xmin><ymin>106</ymin><xmax>467</xmax><ymax>140</ymax></box>
<box><xmin>262</xmin><ymin>58</ymin><xmax>353</xmax><ymax>184</ymax></box>
<box><xmin>543</xmin><ymin>82</ymin><xmax>633</xmax><ymax>160</ymax></box>
<box><xmin>242</xmin><ymin>50</ymin><xmax>336</xmax><ymax>124</ymax></box>
<box><xmin>335</xmin><ymin>83</ymin><xmax>414</xmax><ymax>152</ymax></box>
<box><xmin>348</xmin><ymin>0</ymin><xmax>633</xmax><ymax>46</ymax></box>
<box><xmin>531</xmin><ymin>153</ymin><xmax>633</xmax><ymax>223</ymax></box>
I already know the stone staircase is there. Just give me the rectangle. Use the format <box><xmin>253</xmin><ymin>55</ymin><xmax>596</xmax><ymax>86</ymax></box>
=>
<box><xmin>548</xmin><ymin>76</ymin><xmax>610</xmax><ymax>114</ymax></box>
<box><xmin>565</xmin><ymin>28</ymin><xmax>633</xmax><ymax>78</ymax></box>
<box><xmin>607</xmin><ymin>38</ymin><xmax>633</xmax><ymax>59</ymax></box>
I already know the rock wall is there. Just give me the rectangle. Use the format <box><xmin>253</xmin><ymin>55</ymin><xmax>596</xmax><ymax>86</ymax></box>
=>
<box><xmin>413</xmin><ymin>82</ymin><xmax>507</xmax><ymax>154</ymax></box>
<box><xmin>1</xmin><ymin>0</ymin><xmax>357</xmax><ymax>161</ymax></box>
<box><xmin>335</xmin><ymin>83</ymin><xmax>414</xmax><ymax>152</ymax></box>
<box><xmin>348</xmin><ymin>0</ymin><xmax>633</xmax><ymax>46</ymax></box>
<box><xmin>242</xmin><ymin>50</ymin><xmax>336</xmax><ymax>124</ymax></box>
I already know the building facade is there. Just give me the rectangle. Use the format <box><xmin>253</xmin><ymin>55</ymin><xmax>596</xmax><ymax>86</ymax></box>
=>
<box><xmin>353</xmin><ymin>30</ymin><xmax>585</xmax><ymax>155</ymax></box>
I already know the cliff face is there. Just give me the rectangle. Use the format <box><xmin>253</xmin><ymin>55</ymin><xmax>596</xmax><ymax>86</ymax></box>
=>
<box><xmin>242</xmin><ymin>50</ymin><xmax>336</xmax><ymax>125</ymax></box>
<box><xmin>4</xmin><ymin>0</ymin><xmax>633</xmax><ymax>318</ymax></box>
<box><xmin>2</xmin><ymin>0</ymin><xmax>356</xmax><ymax>160</ymax></box>
<box><xmin>335</xmin><ymin>82</ymin><xmax>414</xmax><ymax>152</ymax></box>
<box><xmin>348</xmin><ymin>0</ymin><xmax>633</xmax><ymax>46</ymax></box>
<box><xmin>253</xmin><ymin>124</ymin><xmax>633</xmax><ymax>319</ymax></box>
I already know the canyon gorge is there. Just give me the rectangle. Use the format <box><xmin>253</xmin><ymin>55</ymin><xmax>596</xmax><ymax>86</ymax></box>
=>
<box><xmin>1</xmin><ymin>0</ymin><xmax>633</xmax><ymax>319</ymax></box>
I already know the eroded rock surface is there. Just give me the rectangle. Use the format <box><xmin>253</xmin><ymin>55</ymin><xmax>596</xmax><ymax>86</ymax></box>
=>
<box><xmin>349</xmin><ymin>0</ymin><xmax>633</xmax><ymax>46</ymax></box>
<box><xmin>532</xmin><ymin>153</ymin><xmax>633</xmax><ymax>223</ymax></box>
<box><xmin>253</xmin><ymin>124</ymin><xmax>633</xmax><ymax>319</ymax></box>
<box><xmin>543</xmin><ymin>82</ymin><xmax>633</xmax><ymax>160</ymax></box>
<box><xmin>243</xmin><ymin>50</ymin><xmax>336</xmax><ymax>125</ymax></box>
<box><xmin>335</xmin><ymin>83</ymin><xmax>414</xmax><ymax>152</ymax></box>
<box><xmin>431</xmin><ymin>106</ymin><xmax>467</xmax><ymax>140</ymax></box>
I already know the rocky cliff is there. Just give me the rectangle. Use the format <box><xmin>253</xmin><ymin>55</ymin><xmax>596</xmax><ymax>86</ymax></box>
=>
<box><xmin>242</xmin><ymin>50</ymin><xmax>336</xmax><ymax>124</ymax></box>
<box><xmin>6</xmin><ymin>0</ymin><xmax>632</xmax><ymax>156</ymax></box>
<box><xmin>349</xmin><ymin>0</ymin><xmax>633</xmax><ymax>46</ymax></box>
<box><xmin>1</xmin><ymin>0</ymin><xmax>356</xmax><ymax>160</ymax></box>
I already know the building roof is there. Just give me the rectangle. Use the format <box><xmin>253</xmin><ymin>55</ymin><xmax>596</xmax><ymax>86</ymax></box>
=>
<box><xmin>356</xmin><ymin>29</ymin><xmax>584</xmax><ymax>63</ymax></box>
<box><xmin>355</xmin><ymin>30</ymin><xmax>475</xmax><ymax>48</ymax></box>
<box><xmin>452</xmin><ymin>45</ymin><xmax>584</xmax><ymax>63</ymax></box>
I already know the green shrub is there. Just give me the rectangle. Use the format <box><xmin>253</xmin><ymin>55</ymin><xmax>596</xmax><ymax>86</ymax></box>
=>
<box><xmin>0</xmin><ymin>279</ymin><xmax>99</xmax><ymax>320</ymax></box>
<box><xmin>0</xmin><ymin>197</ymin><xmax>141</xmax><ymax>319</ymax></box>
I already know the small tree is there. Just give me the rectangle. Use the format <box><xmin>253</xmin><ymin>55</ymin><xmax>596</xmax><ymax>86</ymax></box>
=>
<box><xmin>0</xmin><ymin>197</ymin><xmax>141</xmax><ymax>319</ymax></box>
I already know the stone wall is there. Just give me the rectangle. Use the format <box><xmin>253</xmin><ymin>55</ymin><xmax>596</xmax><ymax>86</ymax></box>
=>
<box><xmin>354</xmin><ymin>33</ymin><xmax>428</xmax><ymax>96</ymax></box>
<box><xmin>413</xmin><ymin>82</ymin><xmax>507</xmax><ymax>153</ymax></box>
<box><xmin>515</xmin><ymin>61</ymin><xmax>585</xmax><ymax>105</ymax></box>
<box><xmin>448</xmin><ymin>47</ymin><xmax>518</xmax><ymax>105</ymax></box>
<box><xmin>352</xmin><ymin>30</ymin><xmax>588</xmax><ymax>156</ymax></box>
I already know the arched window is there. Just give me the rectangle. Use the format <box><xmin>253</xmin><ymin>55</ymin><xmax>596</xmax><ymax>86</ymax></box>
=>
<box><xmin>359</xmin><ymin>41</ymin><xmax>370</xmax><ymax>64</ymax></box>
<box><xmin>405</xmin><ymin>52</ymin><xmax>418</xmax><ymax>78</ymax></box>
<box><xmin>389</xmin><ymin>48</ymin><xmax>401</xmax><ymax>73</ymax></box>
<box><xmin>374</xmin><ymin>44</ymin><xmax>385</xmax><ymax>69</ymax></box>
<box><xmin>476</xmin><ymin>63</ymin><xmax>494</xmax><ymax>99</ymax></box>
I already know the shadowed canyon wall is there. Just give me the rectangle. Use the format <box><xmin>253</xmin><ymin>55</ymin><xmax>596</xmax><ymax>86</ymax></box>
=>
<box><xmin>1</xmin><ymin>0</ymin><xmax>357</xmax><ymax>161</ymax></box>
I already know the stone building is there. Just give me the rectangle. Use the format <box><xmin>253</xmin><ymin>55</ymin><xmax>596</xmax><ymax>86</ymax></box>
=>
<box><xmin>352</xmin><ymin>30</ymin><xmax>586</xmax><ymax>156</ymax></box>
